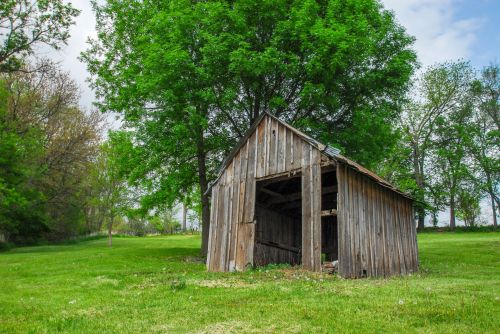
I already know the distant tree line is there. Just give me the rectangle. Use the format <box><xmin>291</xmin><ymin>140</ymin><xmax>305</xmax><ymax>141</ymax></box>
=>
<box><xmin>384</xmin><ymin>62</ymin><xmax>499</xmax><ymax>230</ymax></box>
<box><xmin>0</xmin><ymin>0</ymin><xmax>188</xmax><ymax>245</ymax></box>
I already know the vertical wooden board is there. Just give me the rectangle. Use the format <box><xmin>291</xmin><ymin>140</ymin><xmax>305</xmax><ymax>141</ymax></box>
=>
<box><xmin>219</xmin><ymin>181</ymin><xmax>230</xmax><ymax>271</ymax></box>
<box><xmin>207</xmin><ymin>184</ymin><xmax>218</xmax><ymax>271</ymax></box>
<box><xmin>292</xmin><ymin>133</ymin><xmax>302</xmax><ymax>170</ymax></box>
<box><xmin>277</xmin><ymin>124</ymin><xmax>286</xmax><ymax>173</ymax></box>
<box><xmin>336</xmin><ymin>164</ymin><xmax>344</xmax><ymax>275</ymax></box>
<box><xmin>235</xmin><ymin>181</ymin><xmax>247</xmax><ymax>270</ymax></box>
<box><xmin>371</xmin><ymin>182</ymin><xmax>380</xmax><ymax>276</ymax></box>
<box><xmin>267</xmin><ymin>118</ymin><xmax>277</xmax><ymax>175</ymax></box>
<box><xmin>236</xmin><ymin>131</ymin><xmax>257</xmax><ymax>271</ymax></box>
<box><xmin>285</xmin><ymin>127</ymin><xmax>293</xmax><ymax>171</ymax></box>
<box><xmin>213</xmin><ymin>182</ymin><xmax>226</xmax><ymax>271</ymax></box>
<box><xmin>256</xmin><ymin>117</ymin><xmax>266</xmax><ymax>178</ymax></box>
<box><xmin>383</xmin><ymin>188</ymin><xmax>393</xmax><ymax>275</ymax></box>
<box><xmin>361</xmin><ymin>176</ymin><xmax>371</xmax><ymax>276</ymax></box>
<box><xmin>368</xmin><ymin>179</ymin><xmax>376</xmax><ymax>276</ymax></box>
<box><xmin>223</xmin><ymin>162</ymin><xmax>235</xmax><ymax>271</ymax></box>
<box><xmin>337</xmin><ymin>164</ymin><xmax>347</xmax><ymax>277</ymax></box>
<box><xmin>238</xmin><ymin>141</ymin><xmax>249</xmax><ymax>219</ymax></box>
<box><xmin>228</xmin><ymin>153</ymin><xmax>241</xmax><ymax>271</ymax></box>
<box><xmin>379</xmin><ymin>185</ymin><xmax>389</xmax><ymax>276</ymax></box>
<box><xmin>311</xmin><ymin>148</ymin><xmax>322</xmax><ymax>271</ymax></box>
<box><xmin>348</xmin><ymin>169</ymin><xmax>357</xmax><ymax>277</ymax></box>
<box><xmin>348</xmin><ymin>168</ymin><xmax>356</xmax><ymax>277</ymax></box>
<box><xmin>206</xmin><ymin>189</ymin><xmax>214</xmax><ymax>270</ymax></box>
<box><xmin>340</xmin><ymin>164</ymin><xmax>353</xmax><ymax>277</ymax></box>
<box><xmin>393</xmin><ymin>194</ymin><xmax>403</xmax><ymax>274</ymax></box>
<box><xmin>244</xmin><ymin>131</ymin><xmax>257</xmax><ymax>223</ymax></box>
<box><xmin>233</xmin><ymin>139</ymin><xmax>249</xmax><ymax>270</ymax></box>
<box><xmin>264</xmin><ymin>116</ymin><xmax>273</xmax><ymax>176</ymax></box>
<box><xmin>386</xmin><ymin>189</ymin><xmax>397</xmax><ymax>275</ymax></box>
<box><xmin>358</xmin><ymin>173</ymin><xmax>367</xmax><ymax>276</ymax></box>
<box><xmin>236</xmin><ymin>221</ymin><xmax>254</xmax><ymax>270</ymax></box>
<box><xmin>373</xmin><ymin>182</ymin><xmax>382</xmax><ymax>276</ymax></box>
<box><xmin>301</xmin><ymin>143</ymin><xmax>312</xmax><ymax>270</ymax></box>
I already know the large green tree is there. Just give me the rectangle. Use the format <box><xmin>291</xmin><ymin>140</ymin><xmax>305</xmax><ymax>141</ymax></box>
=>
<box><xmin>83</xmin><ymin>0</ymin><xmax>417</xmax><ymax>254</ymax></box>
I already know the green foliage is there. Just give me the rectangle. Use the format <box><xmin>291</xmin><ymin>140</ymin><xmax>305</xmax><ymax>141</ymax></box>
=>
<box><xmin>388</xmin><ymin>61</ymin><xmax>498</xmax><ymax>228</ymax></box>
<box><xmin>0</xmin><ymin>233</ymin><xmax>499</xmax><ymax>332</ymax></box>
<box><xmin>0</xmin><ymin>0</ymin><xmax>80</xmax><ymax>72</ymax></box>
<box><xmin>456</xmin><ymin>191</ymin><xmax>482</xmax><ymax>227</ymax></box>
<box><xmin>0</xmin><ymin>61</ymin><xmax>105</xmax><ymax>243</ymax></box>
<box><xmin>82</xmin><ymin>0</ymin><xmax>417</xmax><ymax>237</ymax></box>
<box><xmin>0</xmin><ymin>81</ymin><xmax>48</xmax><ymax>242</ymax></box>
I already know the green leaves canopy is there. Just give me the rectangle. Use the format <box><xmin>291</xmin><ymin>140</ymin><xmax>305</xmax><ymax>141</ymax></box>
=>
<box><xmin>83</xmin><ymin>0</ymin><xmax>416</xmax><ymax>208</ymax></box>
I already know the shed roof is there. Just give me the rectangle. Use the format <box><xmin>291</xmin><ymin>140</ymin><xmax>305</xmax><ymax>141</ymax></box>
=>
<box><xmin>207</xmin><ymin>112</ymin><xmax>412</xmax><ymax>200</ymax></box>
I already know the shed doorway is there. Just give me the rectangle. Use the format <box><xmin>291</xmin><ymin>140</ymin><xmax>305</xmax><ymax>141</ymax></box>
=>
<box><xmin>254</xmin><ymin>173</ymin><xmax>302</xmax><ymax>267</ymax></box>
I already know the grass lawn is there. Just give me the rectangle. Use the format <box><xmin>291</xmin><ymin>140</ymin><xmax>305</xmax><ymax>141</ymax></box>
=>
<box><xmin>0</xmin><ymin>232</ymin><xmax>499</xmax><ymax>333</ymax></box>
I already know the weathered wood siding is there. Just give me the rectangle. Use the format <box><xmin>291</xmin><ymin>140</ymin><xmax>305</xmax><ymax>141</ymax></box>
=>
<box><xmin>336</xmin><ymin>163</ymin><xmax>419</xmax><ymax>278</ymax></box>
<box><xmin>301</xmin><ymin>143</ymin><xmax>322</xmax><ymax>271</ymax></box>
<box><xmin>207</xmin><ymin>115</ymin><xmax>322</xmax><ymax>271</ymax></box>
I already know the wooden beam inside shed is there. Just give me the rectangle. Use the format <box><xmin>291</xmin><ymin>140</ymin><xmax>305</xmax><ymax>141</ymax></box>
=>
<box><xmin>321</xmin><ymin>209</ymin><xmax>338</xmax><ymax>217</ymax></box>
<box><xmin>267</xmin><ymin>185</ymin><xmax>338</xmax><ymax>205</ymax></box>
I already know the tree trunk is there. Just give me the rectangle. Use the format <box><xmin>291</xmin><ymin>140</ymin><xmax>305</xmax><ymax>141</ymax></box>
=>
<box><xmin>196</xmin><ymin>132</ymin><xmax>210</xmax><ymax>257</ymax></box>
<box><xmin>449</xmin><ymin>194</ymin><xmax>456</xmax><ymax>229</ymax></box>
<box><xmin>182</xmin><ymin>203</ymin><xmax>187</xmax><ymax>232</ymax></box>
<box><xmin>417</xmin><ymin>206</ymin><xmax>425</xmax><ymax>231</ymax></box>
<box><xmin>491</xmin><ymin>194</ymin><xmax>498</xmax><ymax>228</ymax></box>
<box><xmin>108</xmin><ymin>216</ymin><xmax>114</xmax><ymax>247</ymax></box>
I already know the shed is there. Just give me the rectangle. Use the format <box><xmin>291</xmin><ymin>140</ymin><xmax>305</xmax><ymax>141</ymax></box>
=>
<box><xmin>206</xmin><ymin>112</ymin><xmax>418</xmax><ymax>278</ymax></box>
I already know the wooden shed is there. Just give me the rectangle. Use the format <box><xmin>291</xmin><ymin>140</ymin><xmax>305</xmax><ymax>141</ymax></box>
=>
<box><xmin>206</xmin><ymin>112</ymin><xmax>418</xmax><ymax>278</ymax></box>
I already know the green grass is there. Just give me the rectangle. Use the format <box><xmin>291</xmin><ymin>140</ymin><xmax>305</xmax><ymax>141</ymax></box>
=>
<box><xmin>1</xmin><ymin>233</ymin><xmax>499</xmax><ymax>333</ymax></box>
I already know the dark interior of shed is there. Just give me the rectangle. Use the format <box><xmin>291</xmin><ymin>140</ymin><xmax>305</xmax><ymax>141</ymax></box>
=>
<box><xmin>254</xmin><ymin>174</ymin><xmax>302</xmax><ymax>266</ymax></box>
<box><xmin>253</xmin><ymin>166</ymin><xmax>339</xmax><ymax>268</ymax></box>
<box><xmin>321</xmin><ymin>169</ymin><xmax>339</xmax><ymax>263</ymax></box>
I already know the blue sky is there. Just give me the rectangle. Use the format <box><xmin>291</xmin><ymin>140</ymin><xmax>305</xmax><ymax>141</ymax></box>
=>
<box><xmin>454</xmin><ymin>0</ymin><xmax>500</xmax><ymax>67</ymax></box>
<box><xmin>48</xmin><ymin>0</ymin><xmax>500</xmax><ymax>110</ymax></box>
<box><xmin>383</xmin><ymin>0</ymin><xmax>499</xmax><ymax>70</ymax></box>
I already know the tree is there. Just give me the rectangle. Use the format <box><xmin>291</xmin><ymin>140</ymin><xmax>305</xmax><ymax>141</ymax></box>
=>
<box><xmin>0</xmin><ymin>0</ymin><xmax>79</xmax><ymax>72</ymax></box>
<box><xmin>93</xmin><ymin>132</ymin><xmax>130</xmax><ymax>246</ymax></box>
<box><xmin>456</xmin><ymin>188</ymin><xmax>481</xmax><ymax>227</ymax></box>
<box><xmin>0</xmin><ymin>80</ymin><xmax>48</xmax><ymax>242</ymax></box>
<box><xmin>467</xmin><ymin>64</ymin><xmax>499</xmax><ymax>227</ymax></box>
<box><xmin>2</xmin><ymin>61</ymin><xmax>104</xmax><ymax>239</ymax></box>
<box><xmin>396</xmin><ymin>62</ymin><xmax>476</xmax><ymax>230</ymax></box>
<box><xmin>83</xmin><ymin>0</ymin><xmax>417</xmax><ymax>255</ymax></box>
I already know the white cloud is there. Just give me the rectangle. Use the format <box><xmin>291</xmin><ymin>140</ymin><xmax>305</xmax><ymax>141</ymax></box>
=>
<box><xmin>45</xmin><ymin>0</ymin><xmax>97</xmax><ymax>110</ymax></box>
<box><xmin>382</xmin><ymin>0</ymin><xmax>482</xmax><ymax>67</ymax></box>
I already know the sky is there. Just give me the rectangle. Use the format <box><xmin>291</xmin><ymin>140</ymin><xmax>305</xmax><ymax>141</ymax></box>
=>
<box><xmin>45</xmin><ymin>0</ymin><xmax>499</xmax><ymax>226</ymax></box>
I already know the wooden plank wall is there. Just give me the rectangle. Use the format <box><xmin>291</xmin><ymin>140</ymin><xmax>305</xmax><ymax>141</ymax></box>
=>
<box><xmin>336</xmin><ymin>163</ymin><xmax>419</xmax><ymax>278</ymax></box>
<box><xmin>207</xmin><ymin>115</ymin><xmax>323</xmax><ymax>272</ymax></box>
<box><xmin>301</xmin><ymin>143</ymin><xmax>322</xmax><ymax>271</ymax></box>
